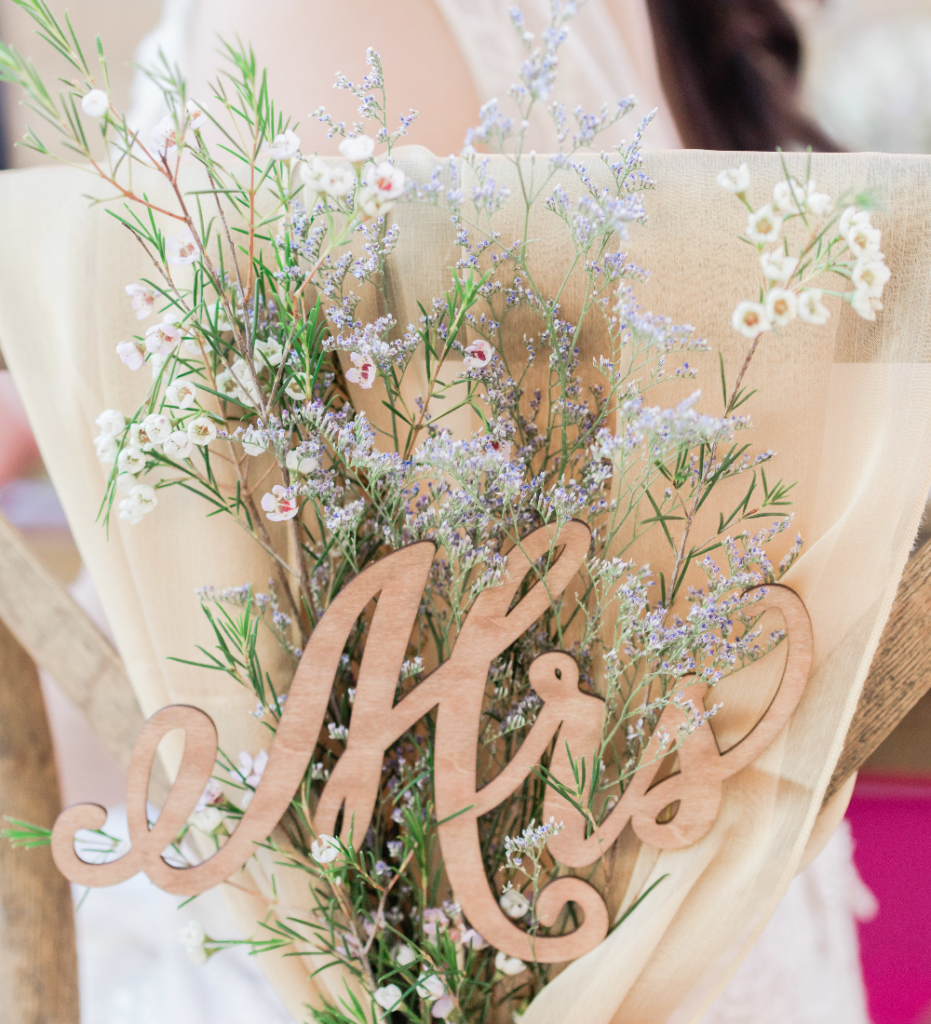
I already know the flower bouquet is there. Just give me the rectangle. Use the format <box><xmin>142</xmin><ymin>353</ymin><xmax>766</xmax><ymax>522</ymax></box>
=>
<box><xmin>0</xmin><ymin>1</ymin><xmax>900</xmax><ymax>1022</ymax></box>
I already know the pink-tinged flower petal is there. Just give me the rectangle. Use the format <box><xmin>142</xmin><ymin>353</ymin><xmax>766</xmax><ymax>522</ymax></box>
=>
<box><xmin>262</xmin><ymin>485</ymin><xmax>299</xmax><ymax>522</ymax></box>
<box><xmin>464</xmin><ymin>339</ymin><xmax>493</xmax><ymax>371</ymax></box>
<box><xmin>116</xmin><ymin>339</ymin><xmax>146</xmax><ymax>371</ymax></box>
<box><xmin>166</xmin><ymin>227</ymin><xmax>200</xmax><ymax>266</ymax></box>
<box><xmin>345</xmin><ymin>354</ymin><xmax>376</xmax><ymax>389</ymax></box>
<box><xmin>125</xmin><ymin>282</ymin><xmax>155</xmax><ymax>319</ymax></box>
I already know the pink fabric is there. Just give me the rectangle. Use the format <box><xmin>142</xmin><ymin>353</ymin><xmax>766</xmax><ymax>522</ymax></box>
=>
<box><xmin>847</xmin><ymin>774</ymin><xmax>931</xmax><ymax>1024</ymax></box>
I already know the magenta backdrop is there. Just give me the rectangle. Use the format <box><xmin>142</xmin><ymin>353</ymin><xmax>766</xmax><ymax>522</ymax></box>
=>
<box><xmin>848</xmin><ymin>775</ymin><xmax>931</xmax><ymax>1024</ymax></box>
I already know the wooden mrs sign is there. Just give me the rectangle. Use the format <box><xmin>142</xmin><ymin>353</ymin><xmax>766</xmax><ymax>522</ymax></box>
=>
<box><xmin>50</xmin><ymin>521</ymin><xmax>813</xmax><ymax>962</ymax></box>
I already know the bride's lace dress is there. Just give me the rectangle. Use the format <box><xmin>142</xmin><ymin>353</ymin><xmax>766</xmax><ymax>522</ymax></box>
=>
<box><xmin>105</xmin><ymin>2</ymin><xmax>876</xmax><ymax>1021</ymax></box>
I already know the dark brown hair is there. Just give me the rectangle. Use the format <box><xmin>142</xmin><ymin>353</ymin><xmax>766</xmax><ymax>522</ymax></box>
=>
<box><xmin>645</xmin><ymin>0</ymin><xmax>837</xmax><ymax>151</ymax></box>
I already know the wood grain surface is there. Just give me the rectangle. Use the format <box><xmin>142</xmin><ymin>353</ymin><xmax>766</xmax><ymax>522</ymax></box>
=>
<box><xmin>825</xmin><ymin>538</ymin><xmax>931</xmax><ymax>804</ymax></box>
<box><xmin>0</xmin><ymin>616</ymin><xmax>78</xmax><ymax>1024</ymax></box>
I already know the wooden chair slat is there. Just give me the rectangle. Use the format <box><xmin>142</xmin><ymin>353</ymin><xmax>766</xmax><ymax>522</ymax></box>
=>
<box><xmin>0</xmin><ymin>616</ymin><xmax>79</xmax><ymax>1023</ymax></box>
<box><xmin>825</xmin><ymin>538</ymin><xmax>931</xmax><ymax>804</ymax></box>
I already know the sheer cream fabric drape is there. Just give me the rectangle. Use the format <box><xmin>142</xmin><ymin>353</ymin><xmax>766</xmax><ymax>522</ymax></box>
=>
<box><xmin>430</xmin><ymin>0</ymin><xmax>681</xmax><ymax>150</ymax></box>
<box><xmin>0</xmin><ymin>148</ymin><xmax>928</xmax><ymax>1022</ymax></box>
<box><xmin>127</xmin><ymin>0</ymin><xmax>681</xmax><ymax>152</ymax></box>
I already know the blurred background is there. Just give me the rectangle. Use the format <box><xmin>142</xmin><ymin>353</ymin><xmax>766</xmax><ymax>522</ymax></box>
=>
<box><xmin>2</xmin><ymin>0</ymin><xmax>931</xmax><ymax>1022</ymax></box>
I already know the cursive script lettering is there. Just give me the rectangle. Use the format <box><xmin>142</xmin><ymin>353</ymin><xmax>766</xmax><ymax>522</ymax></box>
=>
<box><xmin>51</xmin><ymin>521</ymin><xmax>811</xmax><ymax>961</ymax></box>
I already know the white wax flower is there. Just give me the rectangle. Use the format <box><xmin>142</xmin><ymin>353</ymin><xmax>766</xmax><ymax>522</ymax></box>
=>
<box><xmin>759</xmin><ymin>251</ymin><xmax>799</xmax><ymax>284</ymax></box>
<box><xmin>431</xmin><ymin>997</ymin><xmax>455</xmax><ymax>1019</ymax></box>
<box><xmin>190</xmin><ymin>806</ymin><xmax>224</xmax><ymax>834</ymax></box>
<box><xmin>255</xmin><ymin>338</ymin><xmax>283</xmax><ymax>366</ymax></box>
<box><xmin>118</xmin><ymin>502</ymin><xmax>144</xmax><ymax>526</ymax></box>
<box><xmin>261</xmin><ymin>485</ymin><xmax>298</xmax><ymax>521</ymax></box>
<box><xmin>118</xmin><ymin>484</ymin><xmax>157</xmax><ymax>525</ymax></box>
<box><xmin>263</xmin><ymin>128</ymin><xmax>300</xmax><ymax>160</ymax></box>
<box><xmin>460</xmin><ymin>927</ymin><xmax>486</xmax><ymax>949</ymax></box>
<box><xmin>464</xmin><ymin>339</ymin><xmax>493</xmax><ymax>371</ymax></box>
<box><xmin>847</xmin><ymin>224</ymin><xmax>883</xmax><ymax>260</ymax></box>
<box><xmin>746</xmin><ymin>205</ymin><xmax>783</xmax><ymax>244</ymax></box>
<box><xmin>499</xmin><ymin>888</ymin><xmax>531</xmax><ymax>918</ymax></box>
<box><xmin>357</xmin><ymin>161</ymin><xmax>406</xmax><ymax>217</ymax></box>
<box><xmin>129</xmin><ymin>484</ymin><xmax>157</xmax><ymax>513</ymax></box>
<box><xmin>851</xmin><ymin>289</ymin><xmax>883</xmax><ymax>321</ymax></box>
<box><xmin>117</xmin><ymin>446</ymin><xmax>145</xmax><ymax>475</ymax></box>
<box><xmin>310</xmin><ymin>834</ymin><xmax>340</xmax><ymax>864</ymax></box>
<box><xmin>241</xmin><ymin>428</ymin><xmax>267</xmax><ymax>457</ymax></box>
<box><xmin>772</xmin><ymin>178</ymin><xmax>806</xmax><ymax>214</ymax></box>
<box><xmin>178</xmin><ymin>921</ymin><xmax>207</xmax><ymax>965</ymax></box>
<box><xmin>303</xmin><ymin>157</ymin><xmax>355</xmax><ymax>199</ymax></box>
<box><xmin>188</xmin><ymin>416</ymin><xmax>217</xmax><ymax>446</ymax></box>
<box><xmin>185</xmin><ymin>99</ymin><xmax>208</xmax><ymax>130</ymax></box>
<box><xmin>163</xmin><ymin>430</ymin><xmax>194</xmax><ymax>460</ymax></box>
<box><xmin>81</xmin><ymin>88</ymin><xmax>109</xmax><ymax>118</ymax></box>
<box><xmin>392</xmin><ymin>942</ymin><xmax>417</xmax><ymax>966</ymax></box>
<box><xmin>301</xmin><ymin>157</ymin><xmax>327</xmax><ymax>194</ymax></box>
<box><xmin>215</xmin><ymin>369</ymin><xmax>246</xmax><ymax>404</ymax></box>
<box><xmin>165</xmin><ymin>380</ymin><xmax>198</xmax><ymax>409</ymax></box>
<box><xmin>840</xmin><ymin>207</ymin><xmax>882</xmax><ymax>259</ymax></box>
<box><xmin>373</xmin><ymin>985</ymin><xmax>402</xmax><ymax>1011</ymax></box>
<box><xmin>716</xmin><ymin>164</ymin><xmax>750</xmax><ymax>194</ymax></box>
<box><xmin>286</xmin><ymin>449</ymin><xmax>319</xmax><ymax>476</ymax></box>
<box><xmin>839</xmin><ymin>206</ymin><xmax>871</xmax><ymax>238</ymax></box>
<box><xmin>195</xmin><ymin>778</ymin><xmax>223</xmax><ymax>812</ymax></box>
<box><xmin>797</xmin><ymin>289</ymin><xmax>831</xmax><ymax>326</ymax></box>
<box><xmin>151</xmin><ymin>115</ymin><xmax>181</xmax><ymax>155</ymax></box>
<box><xmin>149</xmin><ymin>351</ymin><xmax>168</xmax><ymax>380</ymax></box>
<box><xmin>234</xmin><ymin>749</ymin><xmax>268</xmax><ymax>788</ymax></box>
<box><xmin>345</xmin><ymin>352</ymin><xmax>376</xmax><ymax>388</ymax></box>
<box><xmin>805</xmin><ymin>181</ymin><xmax>833</xmax><ymax>217</ymax></box>
<box><xmin>125</xmin><ymin>283</ymin><xmax>155</xmax><ymax>320</ymax></box>
<box><xmin>93</xmin><ymin>434</ymin><xmax>117</xmax><ymax>464</ymax></box>
<box><xmin>416</xmin><ymin>972</ymin><xmax>446</xmax><ymax>1000</ymax></box>
<box><xmin>852</xmin><ymin>258</ymin><xmax>891</xmax><ymax>298</ymax></box>
<box><xmin>116</xmin><ymin>339</ymin><xmax>146</xmax><ymax>371</ymax></box>
<box><xmin>95</xmin><ymin>409</ymin><xmax>125</xmax><ymax>436</ymax></box>
<box><xmin>338</xmin><ymin>135</ymin><xmax>375</xmax><ymax>163</ymax></box>
<box><xmin>142</xmin><ymin>413</ymin><xmax>172</xmax><ymax>445</ymax></box>
<box><xmin>731</xmin><ymin>301</ymin><xmax>771</xmax><ymax>339</ymax></box>
<box><xmin>129</xmin><ymin>422</ymin><xmax>153</xmax><ymax>452</ymax></box>
<box><xmin>765</xmin><ymin>287</ymin><xmax>797</xmax><ymax>327</ymax></box>
<box><xmin>116</xmin><ymin>472</ymin><xmax>138</xmax><ymax>495</ymax></box>
<box><xmin>485</xmin><ymin>437</ymin><xmax>512</xmax><ymax>460</ymax></box>
<box><xmin>324</xmin><ymin>165</ymin><xmax>355</xmax><ymax>198</ymax></box>
<box><xmin>284</xmin><ymin>378</ymin><xmax>306</xmax><ymax>401</ymax></box>
<box><xmin>144</xmin><ymin>322</ymin><xmax>181</xmax><ymax>357</ymax></box>
<box><xmin>166</xmin><ymin>226</ymin><xmax>199</xmax><ymax>266</ymax></box>
<box><xmin>232</xmin><ymin>358</ymin><xmax>262</xmax><ymax>405</ymax></box>
<box><xmin>494</xmin><ymin>951</ymin><xmax>526</xmax><ymax>976</ymax></box>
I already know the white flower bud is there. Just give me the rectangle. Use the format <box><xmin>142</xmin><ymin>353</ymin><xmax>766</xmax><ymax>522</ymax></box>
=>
<box><xmin>338</xmin><ymin>135</ymin><xmax>375</xmax><ymax>163</ymax></box>
<box><xmin>499</xmin><ymin>888</ymin><xmax>531</xmax><ymax>919</ymax></box>
<box><xmin>81</xmin><ymin>89</ymin><xmax>109</xmax><ymax>118</ymax></box>
<box><xmin>310</xmin><ymin>834</ymin><xmax>340</xmax><ymax>864</ymax></box>
<box><xmin>494</xmin><ymin>951</ymin><xmax>526</xmax><ymax>976</ymax></box>
<box><xmin>716</xmin><ymin>164</ymin><xmax>750</xmax><ymax>194</ymax></box>
<box><xmin>94</xmin><ymin>434</ymin><xmax>118</xmax><ymax>464</ymax></box>
<box><xmin>95</xmin><ymin>409</ymin><xmax>126</xmax><ymax>436</ymax></box>
<box><xmin>373</xmin><ymin>985</ymin><xmax>402</xmax><ymax>1011</ymax></box>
